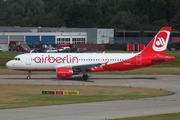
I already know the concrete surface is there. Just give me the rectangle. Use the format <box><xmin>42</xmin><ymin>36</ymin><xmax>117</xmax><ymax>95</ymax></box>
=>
<box><xmin>0</xmin><ymin>74</ymin><xmax>180</xmax><ymax>120</ymax></box>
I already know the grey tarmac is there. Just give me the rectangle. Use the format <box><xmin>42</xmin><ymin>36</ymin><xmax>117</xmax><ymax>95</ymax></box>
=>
<box><xmin>0</xmin><ymin>74</ymin><xmax>180</xmax><ymax>120</ymax></box>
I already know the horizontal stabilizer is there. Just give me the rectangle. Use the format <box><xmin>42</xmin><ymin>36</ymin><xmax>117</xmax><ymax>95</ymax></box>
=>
<box><xmin>151</xmin><ymin>58</ymin><xmax>165</xmax><ymax>62</ymax></box>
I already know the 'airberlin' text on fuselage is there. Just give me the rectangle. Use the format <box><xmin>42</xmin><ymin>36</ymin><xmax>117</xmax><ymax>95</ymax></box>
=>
<box><xmin>33</xmin><ymin>55</ymin><xmax>78</xmax><ymax>64</ymax></box>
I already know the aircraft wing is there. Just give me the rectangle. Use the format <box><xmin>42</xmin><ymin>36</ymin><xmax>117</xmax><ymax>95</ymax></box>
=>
<box><xmin>54</xmin><ymin>62</ymin><xmax>106</xmax><ymax>70</ymax></box>
<box><xmin>73</xmin><ymin>63</ymin><xmax>103</xmax><ymax>69</ymax></box>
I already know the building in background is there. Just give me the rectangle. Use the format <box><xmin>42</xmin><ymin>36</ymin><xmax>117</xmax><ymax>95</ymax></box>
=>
<box><xmin>0</xmin><ymin>26</ymin><xmax>114</xmax><ymax>47</ymax></box>
<box><xmin>0</xmin><ymin>34</ymin><xmax>9</xmax><ymax>51</ymax></box>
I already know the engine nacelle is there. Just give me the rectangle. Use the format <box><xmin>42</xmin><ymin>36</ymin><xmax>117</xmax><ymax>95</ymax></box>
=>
<box><xmin>56</xmin><ymin>68</ymin><xmax>73</xmax><ymax>78</ymax></box>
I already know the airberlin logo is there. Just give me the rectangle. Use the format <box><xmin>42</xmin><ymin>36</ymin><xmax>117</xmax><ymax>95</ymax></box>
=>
<box><xmin>152</xmin><ymin>30</ymin><xmax>170</xmax><ymax>52</ymax></box>
<box><xmin>33</xmin><ymin>55</ymin><xmax>78</xmax><ymax>64</ymax></box>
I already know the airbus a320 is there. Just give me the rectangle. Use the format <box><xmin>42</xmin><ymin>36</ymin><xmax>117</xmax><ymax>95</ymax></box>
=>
<box><xmin>6</xmin><ymin>26</ymin><xmax>175</xmax><ymax>80</ymax></box>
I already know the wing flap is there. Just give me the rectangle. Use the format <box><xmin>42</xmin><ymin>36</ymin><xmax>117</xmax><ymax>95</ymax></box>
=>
<box><xmin>54</xmin><ymin>62</ymin><xmax>104</xmax><ymax>70</ymax></box>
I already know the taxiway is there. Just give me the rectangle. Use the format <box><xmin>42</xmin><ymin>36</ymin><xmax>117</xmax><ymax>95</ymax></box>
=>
<box><xmin>0</xmin><ymin>74</ymin><xmax>180</xmax><ymax>120</ymax></box>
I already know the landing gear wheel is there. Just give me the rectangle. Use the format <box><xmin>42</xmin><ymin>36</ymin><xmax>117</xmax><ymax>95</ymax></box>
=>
<box><xmin>27</xmin><ymin>76</ymin><xmax>31</xmax><ymax>79</ymax></box>
<box><xmin>83</xmin><ymin>74</ymin><xmax>88</xmax><ymax>81</ymax></box>
<box><xmin>27</xmin><ymin>71</ymin><xmax>31</xmax><ymax>80</ymax></box>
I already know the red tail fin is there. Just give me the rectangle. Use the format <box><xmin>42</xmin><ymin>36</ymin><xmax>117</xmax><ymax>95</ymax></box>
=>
<box><xmin>141</xmin><ymin>26</ymin><xmax>172</xmax><ymax>55</ymax></box>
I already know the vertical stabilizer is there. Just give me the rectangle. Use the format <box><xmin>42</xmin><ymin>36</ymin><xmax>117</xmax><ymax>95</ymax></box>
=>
<box><xmin>141</xmin><ymin>26</ymin><xmax>172</xmax><ymax>55</ymax></box>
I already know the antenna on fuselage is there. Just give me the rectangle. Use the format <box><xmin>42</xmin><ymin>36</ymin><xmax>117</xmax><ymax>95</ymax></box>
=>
<box><xmin>30</xmin><ymin>50</ymin><xmax>34</xmax><ymax>53</ymax></box>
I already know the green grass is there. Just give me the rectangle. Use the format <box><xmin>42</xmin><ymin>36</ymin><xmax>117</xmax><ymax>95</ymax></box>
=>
<box><xmin>0</xmin><ymin>52</ymin><xmax>23</xmax><ymax>68</ymax></box>
<box><xmin>0</xmin><ymin>84</ymin><xmax>173</xmax><ymax>109</ymax></box>
<box><xmin>111</xmin><ymin>112</ymin><xmax>180</xmax><ymax>120</ymax></box>
<box><xmin>0</xmin><ymin>51</ymin><xmax>23</xmax><ymax>58</ymax></box>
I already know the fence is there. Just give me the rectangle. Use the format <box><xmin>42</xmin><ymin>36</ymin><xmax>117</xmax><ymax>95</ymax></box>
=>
<box><xmin>109</xmin><ymin>37</ymin><xmax>172</xmax><ymax>44</ymax></box>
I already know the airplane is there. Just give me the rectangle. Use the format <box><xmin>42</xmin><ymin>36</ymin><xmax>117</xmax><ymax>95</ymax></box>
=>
<box><xmin>6</xmin><ymin>26</ymin><xmax>175</xmax><ymax>80</ymax></box>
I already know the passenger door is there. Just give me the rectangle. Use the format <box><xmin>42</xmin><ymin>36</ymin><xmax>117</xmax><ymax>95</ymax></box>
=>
<box><xmin>26</xmin><ymin>55</ymin><xmax>31</xmax><ymax>65</ymax></box>
<box><xmin>136</xmin><ymin>55</ymin><xmax>142</xmax><ymax>65</ymax></box>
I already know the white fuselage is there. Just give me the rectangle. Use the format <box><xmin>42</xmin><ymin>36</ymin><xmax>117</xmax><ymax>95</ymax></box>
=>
<box><xmin>6</xmin><ymin>52</ymin><xmax>138</xmax><ymax>71</ymax></box>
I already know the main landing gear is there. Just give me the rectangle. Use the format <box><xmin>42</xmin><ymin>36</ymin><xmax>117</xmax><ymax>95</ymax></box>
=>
<box><xmin>83</xmin><ymin>74</ymin><xmax>88</xmax><ymax>81</ymax></box>
<box><xmin>82</xmin><ymin>70</ymin><xmax>89</xmax><ymax>81</ymax></box>
<box><xmin>27</xmin><ymin>71</ymin><xmax>31</xmax><ymax>80</ymax></box>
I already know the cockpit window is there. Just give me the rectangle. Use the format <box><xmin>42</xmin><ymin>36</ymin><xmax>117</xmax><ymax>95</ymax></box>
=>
<box><xmin>13</xmin><ymin>58</ymin><xmax>20</xmax><ymax>61</ymax></box>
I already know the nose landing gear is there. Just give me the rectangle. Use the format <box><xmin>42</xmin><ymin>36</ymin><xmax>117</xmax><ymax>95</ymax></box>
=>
<box><xmin>27</xmin><ymin>71</ymin><xmax>31</xmax><ymax>79</ymax></box>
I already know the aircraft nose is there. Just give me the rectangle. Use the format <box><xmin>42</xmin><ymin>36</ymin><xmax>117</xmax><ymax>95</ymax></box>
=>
<box><xmin>6</xmin><ymin>61</ymin><xmax>13</xmax><ymax>69</ymax></box>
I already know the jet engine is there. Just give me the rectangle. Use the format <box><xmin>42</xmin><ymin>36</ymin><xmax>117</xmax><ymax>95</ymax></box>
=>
<box><xmin>56</xmin><ymin>68</ymin><xmax>73</xmax><ymax>78</ymax></box>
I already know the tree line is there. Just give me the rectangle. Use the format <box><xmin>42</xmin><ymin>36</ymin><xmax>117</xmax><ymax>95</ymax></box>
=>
<box><xmin>1</xmin><ymin>0</ymin><xmax>180</xmax><ymax>31</ymax></box>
